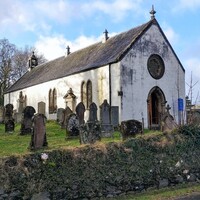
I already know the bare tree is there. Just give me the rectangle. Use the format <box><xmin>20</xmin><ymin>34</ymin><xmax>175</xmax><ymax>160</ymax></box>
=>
<box><xmin>11</xmin><ymin>46</ymin><xmax>47</xmax><ymax>84</ymax></box>
<box><xmin>0</xmin><ymin>38</ymin><xmax>16</xmax><ymax>105</ymax></box>
<box><xmin>11</xmin><ymin>46</ymin><xmax>30</xmax><ymax>83</ymax></box>
<box><xmin>0</xmin><ymin>38</ymin><xmax>47</xmax><ymax>105</ymax></box>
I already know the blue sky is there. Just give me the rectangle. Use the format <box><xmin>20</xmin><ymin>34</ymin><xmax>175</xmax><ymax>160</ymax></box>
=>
<box><xmin>0</xmin><ymin>0</ymin><xmax>200</xmax><ymax>103</ymax></box>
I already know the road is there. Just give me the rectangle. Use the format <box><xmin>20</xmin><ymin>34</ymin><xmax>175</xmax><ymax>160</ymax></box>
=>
<box><xmin>173</xmin><ymin>192</ymin><xmax>200</xmax><ymax>200</ymax></box>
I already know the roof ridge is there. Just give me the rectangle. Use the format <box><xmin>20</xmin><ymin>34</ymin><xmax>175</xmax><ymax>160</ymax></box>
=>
<box><xmin>5</xmin><ymin>19</ymin><xmax>157</xmax><ymax>93</ymax></box>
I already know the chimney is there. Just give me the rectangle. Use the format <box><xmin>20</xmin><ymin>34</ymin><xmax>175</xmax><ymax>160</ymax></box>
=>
<box><xmin>65</xmin><ymin>45</ymin><xmax>70</xmax><ymax>57</ymax></box>
<box><xmin>102</xmin><ymin>29</ymin><xmax>109</xmax><ymax>43</ymax></box>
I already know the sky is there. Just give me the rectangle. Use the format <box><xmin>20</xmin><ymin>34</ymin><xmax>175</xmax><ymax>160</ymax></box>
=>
<box><xmin>0</xmin><ymin>0</ymin><xmax>200</xmax><ymax>103</ymax></box>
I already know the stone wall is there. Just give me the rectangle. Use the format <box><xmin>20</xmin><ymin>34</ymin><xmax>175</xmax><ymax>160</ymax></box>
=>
<box><xmin>0</xmin><ymin>127</ymin><xmax>200</xmax><ymax>199</ymax></box>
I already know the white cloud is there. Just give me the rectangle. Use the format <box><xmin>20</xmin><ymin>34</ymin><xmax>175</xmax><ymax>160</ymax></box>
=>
<box><xmin>173</xmin><ymin>0</ymin><xmax>200</xmax><ymax>11</ymax></box>
<box><xmin>0</xmin><ymin>0</ymin><xmax>144</xmax><ymax>40</ymax></box>
<box><xmin>35</xmin><ymin>35</ymin><xmax>67</xmax><ymax>60</ymax></box>
<box><xmin>34</xmin><ymin>0</ymin><xmax>72</xmax><ymax>24</ymax></box>
<box><xmin>81</xmin><ymin>0</ymin><xmax>144</xmax><ymax>22</ymax></box>
<box><xmin>162</xmin><ymin>24</ymin><xmax>179</xmax><ymax>45</ymax></box>
<box><xmin>35</xmin><ymin>31</ymin><xmax>118</xmax><ymax>61</ymax></box>
<box><xmin>185</xmin><ymin>58</ymin><xmax>200</xmax><ymax>79</ymax></box>
<box><xmin>35</xmin><ymin>34</ymin><xmax>101</xmax><ymax>61</ymax></box>
<box><xmin>0</xmin><ymin>0</ymin><xmax>51</xmax><ymax>35</ymax></box>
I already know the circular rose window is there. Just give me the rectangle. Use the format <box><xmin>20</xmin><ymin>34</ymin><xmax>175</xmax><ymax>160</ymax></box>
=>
<box><xmin>147</xmin><ymin>54</ymin><xmax>165</xmax><ymax>79</ymax></box>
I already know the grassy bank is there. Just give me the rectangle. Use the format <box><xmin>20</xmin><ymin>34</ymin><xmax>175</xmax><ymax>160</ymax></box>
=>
<box><xmin>0</xmin><ymin>120</ymin><xmax>123</xmax><ymax>157</ymax></box>
<box><xmin>1</xmin><ymin>122</ymin><xmax>200</xmax><ymax>199</ymax></box>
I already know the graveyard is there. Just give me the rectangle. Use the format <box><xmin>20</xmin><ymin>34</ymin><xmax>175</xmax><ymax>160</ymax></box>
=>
<box><xmin>0</xmin><ymin>114</ymin><xmax>200</xmax><ymax>199</ymax></box>
<box><xmin>0</xmin><ymin>120</ymin><xmax>123</xmax><ymax>157</ymax></box>
<box><xmin>0</xmin><ymin>101</ymin><xmax>200</xmax><ymax>199</ymax></box>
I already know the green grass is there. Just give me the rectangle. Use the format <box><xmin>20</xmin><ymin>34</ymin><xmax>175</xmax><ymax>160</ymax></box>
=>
<box><xmin>0</xmin><ymin>121</ymin><xmax>123</xmax><ymax>157</ymax></box>
<box><xmin>0</xmin><ymin>121</ymin><xmax>167</xmax><ymax>157</ymax></box>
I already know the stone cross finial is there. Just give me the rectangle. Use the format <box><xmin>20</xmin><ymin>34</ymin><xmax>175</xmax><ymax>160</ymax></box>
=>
<box><xmin>150</xmin><ymin>5</ymin><xmax>156</xmax><ymax>19</ymax></box>
<box><xmin>166</xmin><ymin>104</ymin><xmax>171</xmax><ymax>113</ymax></box>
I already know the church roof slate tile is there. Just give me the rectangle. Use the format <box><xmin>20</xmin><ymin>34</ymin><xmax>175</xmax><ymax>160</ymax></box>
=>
<box><xmin>5</xmin><ymin>18</ymin><xmax>184</xmax><ymax>93</ymax></box>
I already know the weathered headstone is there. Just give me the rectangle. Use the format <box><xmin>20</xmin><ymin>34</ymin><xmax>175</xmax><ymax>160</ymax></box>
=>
<box><xmin>18</xmin><ymin>91</ymin><xmax>26</xmax><ymax>113</ymax></box>
<box><xmin>88</xmin><ymin>102</ymin><xmax>98</xmax><ymax>122</ymax></box>
<box><xmin>57</xmin><ymin>108</ymin><xmax>65</xmax><ymax>124</ymax></box>
<box><xmin>61</xmin><ymin>106</ymin><xmax>73</xmax><ymax>129</ymax></box>
<box><xmin>29</xmin><ymin>114</ymin><xmax>48</xmax><ymax>150</ymax></box>
<box><xmin>38</xmin><ymin>101</ymin><xmax>46</xmax><ymax>115</ymax></box>
<box><xmin>14</xmin><ymin>112</ymin><xmax>22</xmax><ymax>123</ymax></box>
<box><xmin>111</xmin><ymin>106</ymin><xmax>119</xmax><ymax>128</ymax></box>
<box><xmin>80</xmin><ymin>102</ymin><xmax>101</xmax><ymax>144</ymax></box>
<box><xmin>121</xmin><ymin>119</ymin><xmax>142</xmax><ymax>140</ymax></box>
<box><xmin>99</xmin><ymin>99</ymin><xmax>113</xmax><ymax>137</ymax></box>
<box><xmin>4</xmin><ymin>104</ymin><xmax>15</xmax><ymax>133</ymax></box>
<box><xmin>20</xmin><ymin>106</ymin><xmax>36</xmax><ymax>135</ymax></box>
<box><xmin>79</xmin><ymin>122</ymin><xmax>101</xmax><ymax>144</ymax></box>
<box><xmin>66</xmin><ymin>113</ymin><xmax>79</xmax><ymax>139</ymax></box>
<box><xmin>76</xmin><ymin>102</ymin><xmax>85</xmax><ymax>125</ymax></box>
<box><xmin>0</xmin><ymin>106</ymin><xmax>4</xmax><ymax>123</ymax></box>
<box><xmin>63</xmin><ymin>88</ymin><xmax>76</xmax><ymax>112</ymax></box>
<box><xmin>161</xmin><ymin>104</ymin><xmax>177</xmax><ymax>132</ymax></box>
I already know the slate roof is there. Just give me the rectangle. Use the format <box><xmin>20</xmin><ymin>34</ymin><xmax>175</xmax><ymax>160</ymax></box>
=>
<box><xmin>5</xmin><ymin>18</ymin><xmax>184</xmax><ymax>93</ymax></box>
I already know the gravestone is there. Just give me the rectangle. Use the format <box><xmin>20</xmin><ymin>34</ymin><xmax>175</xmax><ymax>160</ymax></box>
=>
<box><xmin>121</xmin><ymin>119</ymin><xmax>142</xmax><ymax>140</ymax></box>
<box><xmin>79</xmin><ymin>122</ymin><xmax>101</xmax><ymax>144</ymax></box>
<box><xmin>66</xmin><ymin>113</ymin><xmax>79</xmax><ymax>139</ymax></box>
<box><xmin>190</xmin><ymin>110</ymin><xmax>200</xmax><ymax>125</ymax></box>
<box><xmin>29</xmin><ymin>114</ymin><xmax>48</xmax><ymax>150</ymax></box>
<box><xmin>20</xmin><ymin>106</ymin><xmax>36</xmax><ymax>135</ymax></box>
<box><xmin>18</xmin><ymin>91</ymin><xmax>26</xmax><ymax>113</ymax></box>
<box><xmin>57</xmin><ymin>108</ymin><xmax>65</xmax><ymax>124</ymax></box>
<box><xmin>14</xmin><ymin>112</ymin><xmax>22</xmax><ymax>123</ymax></box>
<box><xmin>0</xmin><ymin>106</ymin><xmax>4</xmax><ymax>123</ymax></box>
<box><xmin>63</xmin><ymin>88</ymin><xmax>76</xmax><ymax>112</ymax></box>
<box><xmin>38</xmin><ymin>101</ymin><xmax>46</xmax><ymax>115</ymax></box>
<box><xmin>80</xmin><ymin>102</ymin><xmax>101</xmax><ymax>144</ymax></box>
<box><xmin>111</xmin><ymin>106</ymin><xmax>119</xmax><ymax>129</ymax></box>
<box><xmin>88</xmin><ymin>102</ymin><xmax>98</xmax><ymax>122</ymax></box>
<box><xmin>76</xmin><ymin>102</ymin><xmax>85</xmax><ymax>125</ymax></box>
<box><xmin>61</xmin><ymin>106</ymin><xmax>73</xmax><ymax>129</ymax></box>
<box><xmin>99</xmin><ymin>99</ymin><xmax>113</xmax><ymax>137</ymax></box>
<box><xmin>4</xmin><ymin>104</ymin><xmax>15</xmax><ymax>133</ymax></box>
<box><xmin>161</xmin><ymin>104</ymin><xmax>177</xmax><ymax>132</ymax></box>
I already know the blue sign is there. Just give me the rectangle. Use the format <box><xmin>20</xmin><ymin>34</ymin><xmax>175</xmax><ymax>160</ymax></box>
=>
<box><xmin>178</xmin><ymin>98</ymin><xmax>183</xmax><ymax>111</ymax></box>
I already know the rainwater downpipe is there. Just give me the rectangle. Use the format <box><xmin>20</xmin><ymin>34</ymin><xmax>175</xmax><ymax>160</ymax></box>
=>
<box><xmin>109</xmin><ymin>64</ymin><xmax>112</xmax><ymax>107</ymax></box>
<box><xmin>109</xmin><ymin>64</ymin><xmax>112</xmax><ymax>122</ymax></box>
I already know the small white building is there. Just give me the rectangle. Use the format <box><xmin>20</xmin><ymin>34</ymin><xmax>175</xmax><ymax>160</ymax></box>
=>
<box><xmin>4</xmin><ymin>13</ymin><xmax>185</xmax><ymax>129</ymax></box>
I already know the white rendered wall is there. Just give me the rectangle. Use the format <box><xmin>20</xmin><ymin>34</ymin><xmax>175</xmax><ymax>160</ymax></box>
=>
<box><xmin>120</xmin><ymin>24</ymin><xmax>185</xmax><ymax>128</ymax></box>
<box><xmin>5</xmin><ymin>65</ymin><xmax>110</xmax><ymax>121</ymax></box>
<box><xmin>110</xmin><ymin>62</ymin><xmax>121</xmax><ymax>121</ymax></box>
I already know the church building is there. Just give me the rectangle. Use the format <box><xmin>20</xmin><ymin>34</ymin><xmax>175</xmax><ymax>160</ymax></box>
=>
<box><xmin>4</xmin><ymin>9</ymin><xmax>185</xmax><ymax>129</ymax></box>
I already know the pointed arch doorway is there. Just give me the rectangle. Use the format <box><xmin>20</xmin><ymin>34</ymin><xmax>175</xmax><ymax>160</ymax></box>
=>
<box><xmin>147</xmin><ymin>86</ymin><xmax>166</xmax><ymax>130</ymax></box>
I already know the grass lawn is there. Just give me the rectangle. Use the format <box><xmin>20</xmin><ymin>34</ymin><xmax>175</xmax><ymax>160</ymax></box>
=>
<box><xmin>0</xmin><ymin>120</ymin><xmax>122</xmax><ymax>157</ymax></box>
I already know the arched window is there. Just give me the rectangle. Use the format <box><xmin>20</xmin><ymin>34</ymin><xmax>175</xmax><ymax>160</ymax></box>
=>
<box><xmin>81</xmin><ymin>81</ymin><xmax>87</xmax><ymax>107</ymax></box>
<box><xmin>49</xmin><ymin>88</ymin><xmax>57</xmax><ymax>114</ymax></box>
<box><xmin>87</xmin><ymin>80</ymin><xmax>92</xmax><ymax>108</ymax></box>
<box><xmin>53</xmin><ymin>88</ymin><xmax>57</xmax><ymax>112</ymax></box>
<box><xmin>49</xmin><ymin>89</ymin><xmax>53</xmax><ymax>114</ymax></box>
<box><xmin>81</xmin><ymin>80</ymin><xmax>93</xmax><ymax>109</ymax></box>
